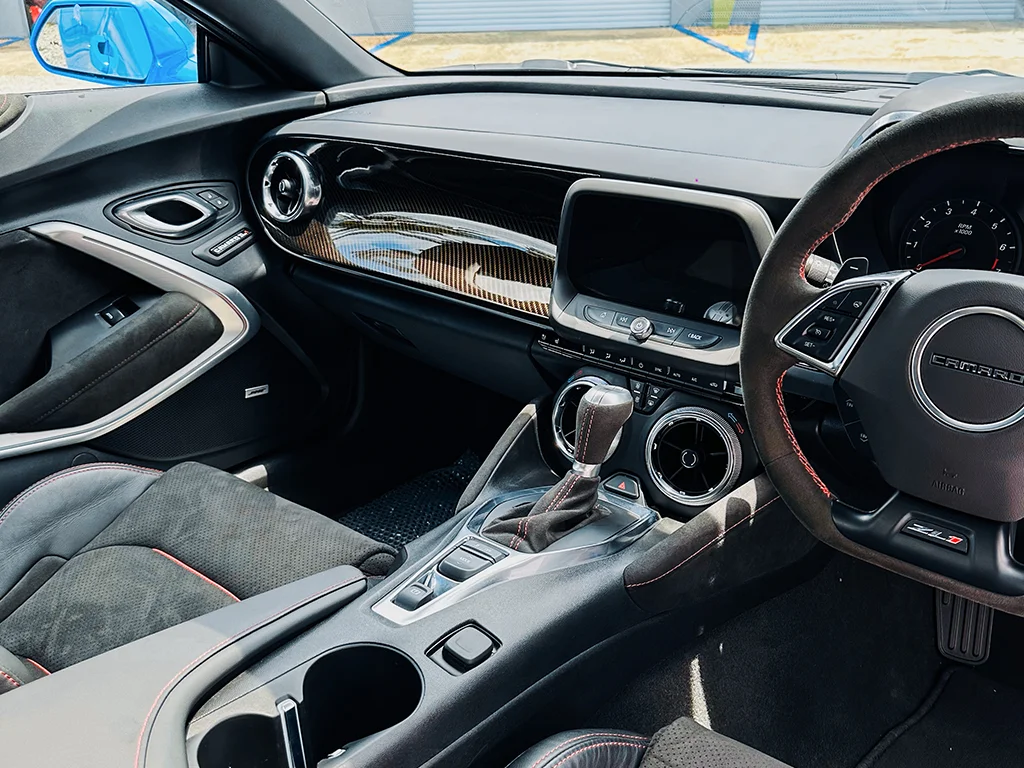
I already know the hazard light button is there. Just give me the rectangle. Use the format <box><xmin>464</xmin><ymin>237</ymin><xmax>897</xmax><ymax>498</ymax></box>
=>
<box><xmin>603</xmin><ymin>473</ymin><xmax>640</xmax><ymax>500</ymax></box>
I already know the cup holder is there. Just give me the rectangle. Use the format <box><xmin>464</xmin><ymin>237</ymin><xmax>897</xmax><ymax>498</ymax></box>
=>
<box><xmin>196</xmin><ymin>645</ymin><xmax>422</xmax><ymax>768</ymax></box>
<box><xmin>197</xmin><ymin>714</ymin><xmax>283</xmax><ymax>768</ymax></box>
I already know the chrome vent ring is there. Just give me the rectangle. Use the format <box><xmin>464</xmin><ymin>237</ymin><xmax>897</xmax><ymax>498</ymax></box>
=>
<box><xmin>261</xmin><ymin>150</ymin><xmax>322</xmax><ymax>224</ymax></box>
<box><xmin>645</xmin><ymin>406</ymin><xmax>742</xmax><ymax>506</ymax></box>
<box><xmin>552</xmin><ymin>375</ymin><xmax>607</xmax><ymax>460</ymax></box>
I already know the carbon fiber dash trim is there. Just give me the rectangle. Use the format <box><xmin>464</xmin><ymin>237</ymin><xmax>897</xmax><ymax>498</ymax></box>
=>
<box><xmin>251</xmin><ymin>140</ymin><xmax>586</xmax><ymax>318</ymax></box>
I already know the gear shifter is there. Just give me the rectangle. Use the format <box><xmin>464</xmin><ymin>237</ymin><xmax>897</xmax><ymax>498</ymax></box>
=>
<box><xmin>483</xmin><ymin>384</ymin><xmax>633</xmax><ymax>553</ymax></box>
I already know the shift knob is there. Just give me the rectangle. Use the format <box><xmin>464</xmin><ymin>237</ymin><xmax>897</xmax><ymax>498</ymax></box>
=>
<box><xmin>574</xmin><ymin>385</ymin><xmax>633</xmax><ymax>466</ymax></box>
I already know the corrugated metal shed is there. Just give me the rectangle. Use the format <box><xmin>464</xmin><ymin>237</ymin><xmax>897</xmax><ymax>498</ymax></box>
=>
<box><xmin>413</xmin><ymin>0</ymin><xmax>670</xmax><ymax>32</ymax></box>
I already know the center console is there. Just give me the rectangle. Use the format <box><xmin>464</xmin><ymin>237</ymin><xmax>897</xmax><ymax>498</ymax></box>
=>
<box><xmin>540</xmin><ymin>178</ymin><xmax>774</xmax><ymax>517</ymax></box>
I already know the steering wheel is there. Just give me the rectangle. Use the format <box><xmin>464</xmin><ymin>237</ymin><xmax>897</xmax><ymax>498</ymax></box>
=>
<box><xmin>740</xmin><ymin>93</ymin><xmax>1024</xmax><ymax>613</ymax></box>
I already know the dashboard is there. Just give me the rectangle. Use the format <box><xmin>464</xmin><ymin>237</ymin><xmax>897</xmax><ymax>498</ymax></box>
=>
<box><xmin>244</xmin><ymin>82</ymin><xmax>1024</xmax><ymax>518</ymax></box>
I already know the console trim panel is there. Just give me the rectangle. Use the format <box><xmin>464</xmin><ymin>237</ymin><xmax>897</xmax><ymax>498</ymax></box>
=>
<box><xmin>372</xmin><ymin>487</ymin><xmax>658</xmax><ymax>626</ymax></box>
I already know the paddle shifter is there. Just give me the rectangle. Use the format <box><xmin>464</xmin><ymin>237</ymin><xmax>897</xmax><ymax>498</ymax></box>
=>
<box><xmin>483</xmin><ymin>384</ymin><xmax>633</xmax><ymax>553</ymax></box>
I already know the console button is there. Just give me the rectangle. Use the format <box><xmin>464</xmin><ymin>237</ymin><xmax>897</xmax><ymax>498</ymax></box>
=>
<box><xmin>653</xmin><ymin>321</ymin><xmax>683</xmax><ymax>340</ymax></box>
<box><xmin>394</xmin><ymin>583</ymin><xmax>433</xmax><ymax>611</ymax></box>
<box><xmin>584</xmin><ymin>306</ymin><xmax>616</xmax><ymax>327</ymax></box>
<box><xmin>443</xmin><ymin>626</ymin><xmax>495</xmax><ymax>671</ymax></box>
<box><xmin>438</xmin><ymin>547</ymin><xmax>491</xmax><ymax>581</ymax></box>
<box><xmin>629</xmin><ymin>379</ymin><xmax>647</xmax><ymax>397</ymax></box>
<box><xmin>651</xmin><ymin>362</ymin><xmax>669</xmax><ymax>376</ymax></box>
<box><xmin>603</xmin><ymin>473</ymin><xmax>640</xmax><ymax>499</ymax></box>
<box><xmin>674</xmin><ymin>328</ymin><xmax>722</xmax><ymax>349</ymax></box>
<box><xmin>633</xmin><ymin>359</ymin><xmax>652</xmax><ymax>373</ymax></box>
<box><xmin>630</xmin><ymin>316</ymin><xmax>654</xmax><ymax>342</ymax></box>
<box><xmin>614</xmin><ymin>313</ymin><xmax>636</xmax><ymax>329</ymax></box>
<box><xmin>462</xmin><ymin>538</ymin><xmax>508</xmax><ymax>563</ymax></box>
<box><xmin>615</xmin><ymin>353</ymin><xmax>632</xmax><ymax>367</ymax></box>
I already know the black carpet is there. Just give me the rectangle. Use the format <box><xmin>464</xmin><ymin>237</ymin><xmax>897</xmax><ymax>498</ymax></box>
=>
<box><xmin>593</xmin><ymin>555</ymin><xmax>945</xmax><ymax>768</ymax></box>
<box><xmin>857</xmin><ymin>667</ymin><xmax>1024</xmax><ymax>768</ymax></box>
<box><xmin>337</xmin><ymin>451</ymin><xmax>480</xmax><ymax>548</ymax></box>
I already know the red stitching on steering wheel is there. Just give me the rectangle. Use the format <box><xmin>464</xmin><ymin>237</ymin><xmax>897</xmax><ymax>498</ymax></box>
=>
<box><xmin>785</xmin><ymin>133</ymin><xmax>1005</xmax><ymax>495</ymax></box>
<box><xmin>797</xmin><ymin>135</ymin><xmax>1003</xmax><ymax>281</ymax></box>
<box><xmin>776</xmin><ymin>373</ymin><xmax>831</xmax><ymax>498</ymax></box>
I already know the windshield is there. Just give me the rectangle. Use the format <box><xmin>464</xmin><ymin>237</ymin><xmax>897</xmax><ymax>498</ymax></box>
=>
<box><xmin>313</xmin><ymin>0</ymin><xmax>1024</xmax><ymax>77</ymax></box>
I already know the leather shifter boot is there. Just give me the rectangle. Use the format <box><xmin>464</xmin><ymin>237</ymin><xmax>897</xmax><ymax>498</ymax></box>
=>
<box><xmin>484</xmin><ymin>384</ymin><xmax>633</xmax><ymax>553</ymax></box>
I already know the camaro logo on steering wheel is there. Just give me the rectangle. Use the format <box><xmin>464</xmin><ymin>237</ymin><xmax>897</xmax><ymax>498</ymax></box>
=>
<box><xmin>929</xmin><ymin>353</ymin><xmax>1024</xmax><ymax>386</ymax></box>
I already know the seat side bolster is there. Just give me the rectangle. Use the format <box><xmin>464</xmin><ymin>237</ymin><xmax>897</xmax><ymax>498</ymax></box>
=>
<box><xmin>0</xmin><ymin>463</ymin><xmax>161</xmax><ymax>596</ymax></box>
<box><xmin>506</xmin><ymin>730</ymin><xmax>648</xmax><ymax>768</ymax></box>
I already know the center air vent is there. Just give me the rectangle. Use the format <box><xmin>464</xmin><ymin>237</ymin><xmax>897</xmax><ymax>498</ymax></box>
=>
<box><xmin>646</xmin><ymin>407</ymin><xmax>742</xmax><ymax>506</ymax></box>
<box><xmin>261</xmin><ymin>151</ymin><xmax>322</xmax><ymax>224</ymax></box>
<box><xmin>552</xmin><ymin>375</ymin><xmax>606</xmax><ymax>460</ymax></box>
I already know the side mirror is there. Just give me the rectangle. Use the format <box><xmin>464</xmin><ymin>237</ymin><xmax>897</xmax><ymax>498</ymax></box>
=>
<box><xmin>30</xmin><ymin>0</ymin><xmax>197</xmax><ymax>86</ymax></box>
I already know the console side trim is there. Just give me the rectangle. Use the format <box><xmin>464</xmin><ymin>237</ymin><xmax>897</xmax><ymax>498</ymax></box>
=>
<box><xmin>2</xmin><ymin>222</ymin><xmax>259</xmax><ymax>459</ymax></box>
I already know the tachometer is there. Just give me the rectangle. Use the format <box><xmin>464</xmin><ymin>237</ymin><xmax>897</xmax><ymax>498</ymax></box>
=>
<box><xmin>900</xmin><ymin>199</ymin><xmax>1020</xmax><ymax>273</ymax></box>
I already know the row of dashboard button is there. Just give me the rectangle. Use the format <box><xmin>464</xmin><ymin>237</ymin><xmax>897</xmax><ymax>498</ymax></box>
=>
<box><xmin>583</xmin><ymin>306</ymin><xmax>722</xmax><ymax>349</ymax></box>
<box><xmin>537</xmin><ymin>330</ymin><xmax>743</xmax><ymax>400</ymax></box>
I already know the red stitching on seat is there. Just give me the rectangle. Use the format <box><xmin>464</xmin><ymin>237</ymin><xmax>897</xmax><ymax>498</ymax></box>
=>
<box><xmin>527</xmin><ymin>733</ymin><xmax>648</xmax><ymax>768</ymax></box>
<box><xmin>25</xmin><ymin>658</ymin><xmax>50</xmax><ymax>676</ymax></box>
<box><xmin>0</xmin><ymin>669</ymin><xmax>21</xmax><ymax>688</ymax></box>
<box><xmin>797</xmin><ymin>135</ymin><xmax>1003</xmax><ymax>281</ymax></box>
<box><xmin>0</xmin><ymin>463</ymin><xmax>162</xmax><ymax>529</ymax></box>
<box><xmin>151</xmin><ymin>549</ymin><xmax>239</xmax><ymax>602</ymax></box>
<box><xmin>549</xmin><ymin>740</ymin><xmax>646</xmax><ymax>768</ymax></box>
<box><xmin>626</xmin><ymin>497</ymin><xmax>782</xmax><ymax>589</ymax></box>
<box><xmin>776</xmin><ymin>374</ymin><xmax>831</xmax><ymax>498</ymax></box>
<box><xmin>134</xmin><ymin>575</ymin><xmax>365</xmax><ymax>768</ymax></box>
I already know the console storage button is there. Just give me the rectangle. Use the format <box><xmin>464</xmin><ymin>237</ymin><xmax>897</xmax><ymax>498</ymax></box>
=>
<box><xmin>438</xmin><ymin>547</ymin><xmax>492</xmax><ymax>581</ymax></box>
<box><xmin>394</xmin><ymin>583</ymin><xmax>433</xmax><ymax>611</ymax></box>
<box><xmin>442</xmin><ymin>626</ymin><xmax>496</xmax><ymax>671</ymax></box>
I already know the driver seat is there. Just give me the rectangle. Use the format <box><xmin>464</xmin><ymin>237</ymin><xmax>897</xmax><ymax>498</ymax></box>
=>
<box><xmin>510</xmin><ymin>717</ymin><xmax>788</xmax><ymax>768</ymax></box>
<box><xmin>0</xmin><ymin>461</ymin><xmax>396</xmax><ymax>693</ymax></box>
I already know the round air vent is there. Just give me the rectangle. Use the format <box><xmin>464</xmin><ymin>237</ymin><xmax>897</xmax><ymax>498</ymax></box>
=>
<box><xmin>261</xmin><ymin>151</ymin><xmax>322</xmax><ymax>224</ymax></box>
<box><xmin>645</xmin><ymin>407</ymin><xmax>742</xmax><ymax>506</ymax></box>
<box><xmin>552</xmin><ymin>375</ymin><xmax>607</xmax><ymax>460</ymax></box>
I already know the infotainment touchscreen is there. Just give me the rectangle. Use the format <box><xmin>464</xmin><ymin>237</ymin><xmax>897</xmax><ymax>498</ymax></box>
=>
<box><xmin>563</xmin><ymin>191</ymin><xmax>758</xmax><ymax>328</ymax></box>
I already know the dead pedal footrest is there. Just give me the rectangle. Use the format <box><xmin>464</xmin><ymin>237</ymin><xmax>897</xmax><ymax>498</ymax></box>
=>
<box><xmin>936</xmin><ymin>589</ymin><xmax>993</xmax><ymax>665</ymax></box>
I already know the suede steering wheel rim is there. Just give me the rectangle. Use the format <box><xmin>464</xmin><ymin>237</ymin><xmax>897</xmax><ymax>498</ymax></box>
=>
<box><xmin>740</xmin><ymin>92</ymin><xmax>1024</xmax><ymax>612</ymax></box>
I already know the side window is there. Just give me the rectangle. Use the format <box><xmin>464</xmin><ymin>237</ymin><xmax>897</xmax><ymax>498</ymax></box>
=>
<box><xmin>2</xmin><ymin>0</ymin><xmax>198</xmax><ymax>94</ymax></box>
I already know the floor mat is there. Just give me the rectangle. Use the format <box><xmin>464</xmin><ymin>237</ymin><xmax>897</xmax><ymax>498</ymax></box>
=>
<box><xmin>592</xmin><ymin>555</ymin><xmax>945</xmax><ymax>768</ymax></box>
<box><xmin>337</xmin><ymin>451</ymin><xmax>480</xmax><ymax>548</ymax></box>
<box><xmin>857</xmin><ymin>667</ymin><xmax>1024</xmax><ymax>768</ymax></box>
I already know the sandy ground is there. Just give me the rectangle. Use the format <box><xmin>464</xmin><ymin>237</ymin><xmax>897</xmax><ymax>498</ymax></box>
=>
<box><xmin>359</xmin><ymin>22</ymin><xmax>1024</xmax><ymax>76</ymax></box>
<box><xmin>6</xmin><ymin>22</ymin><xmax>1024</xmax><ymax>94</ymax></box>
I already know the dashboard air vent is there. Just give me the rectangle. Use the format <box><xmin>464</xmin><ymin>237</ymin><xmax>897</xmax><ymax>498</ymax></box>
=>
<box><xmin>261</xmin><ymin>151</ymin><xmax>321</xmax><ymax>224</ymax></box>
<box><xmin>552</xmin><ymin>375</ymin><xmax>606</xmax><ymax>460</ymax></box>
<box><xmin>646</xmin><ymin>407</ymin><xmax>741</xmax><ymax>506</ymax></box>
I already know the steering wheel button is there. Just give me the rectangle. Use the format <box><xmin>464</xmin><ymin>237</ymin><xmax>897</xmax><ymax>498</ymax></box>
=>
<box><xmin>838</xmin><ymin>287</ymin><xmax>879</xmax><ymax>318</ymax></box>
<box><xmin>804</xmin><ymin>325</ymin><xmax>833</xmax><ymax>341</ymax></box>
